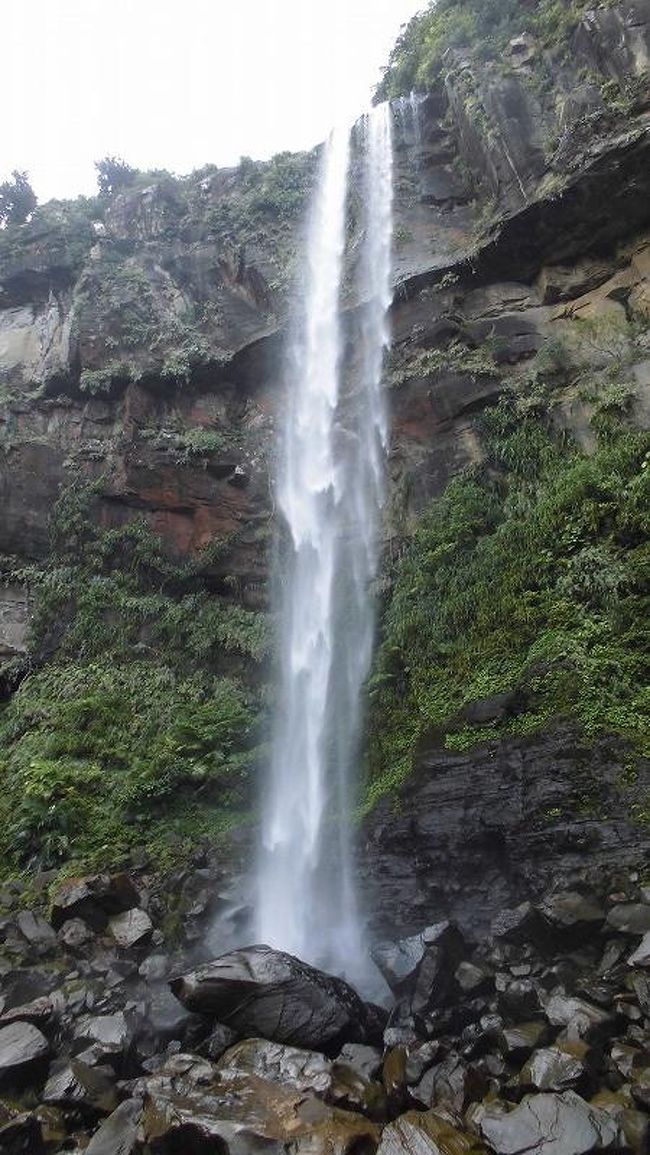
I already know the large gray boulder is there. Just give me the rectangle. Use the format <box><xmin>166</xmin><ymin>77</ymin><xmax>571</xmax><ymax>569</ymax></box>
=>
<box><xmin>480</xmin><ymin>1092</ymin><xmax>624</xmax><ymax>1155</ymax></box>
<box><xmin>170</xmin><ymin>944</ymin><xmax>379</xmax><ymax>1052</ymax></box>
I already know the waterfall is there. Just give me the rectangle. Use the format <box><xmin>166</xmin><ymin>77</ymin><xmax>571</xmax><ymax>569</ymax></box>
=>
<box><xmin>256</xmin><ymin>104</ymin><xmax>394</xmax><ymax>988</ymax></box>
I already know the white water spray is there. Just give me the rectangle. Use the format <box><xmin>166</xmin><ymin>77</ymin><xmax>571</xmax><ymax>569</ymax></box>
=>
<box><xmin>256</xmin><ymin>105</ymin><xmax>394</xmax><ymax>987</ymax></box>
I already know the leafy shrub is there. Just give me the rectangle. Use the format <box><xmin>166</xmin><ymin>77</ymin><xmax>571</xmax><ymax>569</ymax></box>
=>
<box><xmin>0</xmin><ymin>662</ymin><xmax>257</xmax><ymax>873</ymax></box>
<box><xmin>0</xmin><ymin>170</ymin><xmax>37</xmax><ymax>226</ymax></box>
<box><xmin>366</xmin><ymin>395</ymin><xmax>650</xmax><ymax>806</ymax></box>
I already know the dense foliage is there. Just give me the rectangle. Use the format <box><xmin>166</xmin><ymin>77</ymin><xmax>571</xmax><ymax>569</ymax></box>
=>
<box><xmin>376</xmin><ymin>0</ymin><xmax>610</xmax><ymax>100</ymax></box>
<box><xmin>0</xmin><ymin>662</ymin><xmax>255</xmax><ymax>873</ymax></box>
<box><xmin>367</xmin><ymin>389</ymin><xmax>650</xmax><ymax>806</ymax></box>
<box><xmin>0</xmin><ymin>483</ymin><xmax>268</xmax><ymax>877</ymax></box>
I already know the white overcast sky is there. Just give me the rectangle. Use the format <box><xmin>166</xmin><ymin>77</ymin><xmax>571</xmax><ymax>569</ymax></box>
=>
<box><xmin>4</xmin><ymin>0</ymin><xmax>424</xmax><ymax>204</ymax></box>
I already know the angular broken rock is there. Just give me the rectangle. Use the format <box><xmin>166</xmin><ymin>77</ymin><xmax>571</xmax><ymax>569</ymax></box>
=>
<box><xmin>491</xmin><ymin>902</ymin><xmax>545</xmax><ymax>945</ymax></box>
<box><xmin>0</xmin><ymin>995</ymin><xmax>53</xmax><ymax>1028</ymax></box>
<box><xmin>520</xmin><ymin>1046</ymin><xmax>587</xmax><ymax>1092</ymax></box>
<box><xmin>217</xmin><ymin>1037</ymin><xmax>333</xmax><ymax>1095</ymax></box>
<box><xmin>170</xmin><ymin>944</ymin><xmax>377</xmax><ymax>1052</ymax></box>
<box><xmin>543</xmin><ymin>995</ymin><xmax>615</xmax><ymax>1040</ymax></box>
<box><xmin>46</xmin><ymin>1055</ymin><xmax>118</xmax><ymax>1112</ymax></box>
<box><xmin>628</xmin><ymin>932</ymin><xmax>650</xmax><ymax>968</ymax></box>
<box><xmin>607</xmin><ymin>904</ymin><xmax>650</xmax><ymax>935</ymax></box>
<box><xmin>109</xmin><ymin>908</ymin><xmax>153</xmax><ymax>950</ymax></box>
<box><xmin>86</xmin><ymin>1097</ymin><xmax>142</xmax><ymax>1155</ymax></box>
<box><xmin>141</xmin><ymin>1053</ymin><xmax>379</xmax><ymax>1152</ymax></box>
<box><xmin>51</xmin><ymin>873</ymin><xmax>140</xmax><ymax>930</ymax></box>
<box><xmin>499</xmin><ymin>1021</ymin><xmax>548</xmax><ymax>1059</ymax></box>
<box><xmin>0</xmin><ymin>1021</ymin><xmax>49</xmax><ymax>1084</ymax></box>
<box><xmin>73</xmin><ymin>1012</ymin><xmax>130</xmax><ymax>1059</ymax></box>
<box><xmin>57</xmin><ymin>917</ymin><xmax>94</xmax><ymax>951</ymax></box>
<box><xmin>539</xmin><ymin>891</ymin><xmax>604</xmax><ymax>936</ymax></box>
<box><xmin>480</xmin><ymin>1091</ymin><xmax>623</xmax><ymax>1155</ymax></box>
<box><xmin>372</xmin><ymin>922</ymin><xmax>465</xmax><ymax>995</ymax></box>
<box><xmin>378</xmin><ymin>1109</ymin><xmax>487</xmax><ymax>1154</ymax></box>
<box><xmin>15</xmin><ymin>910</ymin><xmax>57</xmax><ymax>952</ymax></box>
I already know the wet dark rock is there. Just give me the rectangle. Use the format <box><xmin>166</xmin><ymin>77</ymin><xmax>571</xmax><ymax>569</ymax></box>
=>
<box><xmin>337</xmin><ymin>1043</ymin><xmax>383</xmax><ymax>1082</ymax></box>
<box><xmin>72</xmin><ymin>1012</ymin><xmax>131</xmax><ymax>1063</ymax></box>
<box><xmin>373</xmin><ymin>922</ymin><xmax>464</xmax><ymax>995</ymax></box>
<box><xmin>610</xmin><ymin>1041</ymin><xmax>645</xmax><ymax>1080</ymax></box>
<box><xmin>496</xmin><ymin>977</ymin><xmax>542</xmax><ymax>1020</ymax></box>
<box><xmin>217</xmin><ymin>1037</ymin><xmax>332</xmax><ymax>1095</ymax></box>
<box><xmin>197</xmin><ymin>1021</ymin><xmax>239</xmax><ymax>1061</ymax></box>
<box><xmin>606</xmin><ymin>904</ymin><xmax>650</xmax><ymax>935</ymax></box>
<box><xmin>15</xmin><ymin>911</ymin><xmax>57</xmax><ymax>953</ymax></box>
<box><xmin>43</xmin><ymin>1057</ymin><xmax>118</xmax><ymax>1113</ymax></box>
<box><xmin>51</xmin><ymin>874</ymin><xmax>140</xmax><ymax>931</ymax></box>
<box><xmin>0</xmin><ymin>1021</ymin><xmax>49</xmax><ymax>1085</ymax></box>
<box><xmin>464</xmin><ymin>692</ymin><xmax>522</xmax><ymax>726</ymax></box>
<box><xmin>85</xmin><ymin>1097</ymin><xmax>142</xmax><ymax>1155</ymax></box>
<box><xmin>499</xmin><ymin>1021</ymin><xmax>549</xmax><ymax>1060</ymax></box>
<box><xmin>330</xmin><ymin>1057</ymin><xmax>387</xmax><ymax>1121</ymax></box>
<box><xmin>539</xmin><ymin>892</ymin><xmax>605</xmax><ymax>938</ymax></box>
<box><xmin>58</xmin><ymin>918</ymin><xmax>95</xmax><ymax>952</ymax></box>
<box><xmin>108</xmin><ymin>908</ymin><xmax>153</xmax><ymax>950</ymax></box>
<box><xmin>383</xmin><ymin>1046</ymin><xmax>408</xmax><ymax>1114</ymax></box>
<box><xmin>455</xmin><ymin>961</ymin><xmax>493</xmax><ymax>995</ymax></box>
<box><xmin>628</xmin><ymin>971</ymin><xmax>650</xmax><ymax>1014</ymax></box>
<box><xmin>137</xmin><ymin>953</ymin><xmax>169</xmax><ymax>982</ymax></box>
<box><xmin>480</xmin><ymin>1091</ymin><xmax>624</xmax><ymax>1155</ymax></box>
<box><xmin>628</xmin><ymin>932</ymin><xmax>650</xmax><ymax>967</ymax></box>
<box><xmin>405</xmin><ymin>1041</ymin><xmax>442</xmax><ymax>1085</ymax></box>
<box><xmin>409</xmin><ymin>927</ymin><xmax>467</xmax><ymax>1015</ymax></box>
<box><xmin>0</xmin><ymin>995</ymin><xmax>54</xmax><ymax>1028</ymax></box>
<box><xmin>543</xmin><ymin>995</ymin><xmax>617</xmax><ymax>1041</ymax></box>
<box><xmin>520</xmin><ymin>1046</ymin><xmax>587</xmax><ymax>1092</ymax></box>
<box><xmin>140</xmin><ymin>1053</ymin><xmax>380</xmax><ymax>1153</ymax></box>
<box><xmin>491</xmin><ymin>904</ymin><xmax>546</xmax><ymax>946</ymax></box>
<box><xmin>619</xmin><ymin>1109</ymin><xmax>650</xmax><ymax>1155</ymax></box>
<box><xmin>170</xmin><ymin>944</ymin><xmax>378</xmax><ymax>1053</ymax></box>
<box><xmin>0</xmin><ymin>1106</ymin><xmax>45</xmax><ymax>1155</ymax></box>
<box><xmin>361</xmin><ymin>731</ymin><xmax>650</xmax><ymax>942</ymax></box>
<box><xmin>630</xmin><ymin>1068</ymin><xmax>650</xmax><ymax>1112</ymax></box>
<box><xmin>412</xmin><ymin>1052</ymin><xmax>481</xmax><ymax>1115</ymax></box>
<box><xmin>384</xmin><ymin>1001</ymin><xmax>420</xmax><ymax>1048</ymax></box>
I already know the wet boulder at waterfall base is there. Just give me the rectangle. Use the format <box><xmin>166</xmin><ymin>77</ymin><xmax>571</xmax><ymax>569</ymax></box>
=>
<box><xmin>170</xmin><ymin>944</ymin><xmax>385</xmax><ymax>1053</ymax></box>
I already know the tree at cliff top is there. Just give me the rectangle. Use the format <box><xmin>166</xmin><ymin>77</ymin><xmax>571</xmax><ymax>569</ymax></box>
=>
<box><xmin>0</xmin><ymin>170</ymin><xmax>37</xmax><ymax>227</ymax></box>
<box><xmin>95</xmin><ymin>155</ymin><xmax>137</xmax><ymax>198</ymax></box>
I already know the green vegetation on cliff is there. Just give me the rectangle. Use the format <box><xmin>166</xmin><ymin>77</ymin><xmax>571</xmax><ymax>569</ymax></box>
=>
<box><xmin>0</xmin><ymin>482</ymin><xmax>269</xmax><ymax>876</ymax></box>
<box><xmin>367</xmin><ymin>391</ymin><xmax>649</xmax><ymax>805</ymax></box>
<box><xmin>0</xmin><ymin>662</ymin><xmax>255</xmax><ymax>874</ymax></box>
<box><xmin>376</xmin><ymin>0</ymin><xmax>611</xmax><ymax>100</ymax></box>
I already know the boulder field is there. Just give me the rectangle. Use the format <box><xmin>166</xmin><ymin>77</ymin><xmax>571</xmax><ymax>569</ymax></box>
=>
<box><xmin>1</xmin><ymin>868</ymin><xmax>650</xmax><ymax>1152</ymax></box>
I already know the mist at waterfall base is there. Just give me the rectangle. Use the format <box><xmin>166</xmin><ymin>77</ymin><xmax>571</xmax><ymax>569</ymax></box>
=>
<box><xmin>255</xmin><ymin>105</ymin><xmax>394</xmax><ymax>994</ymax></box>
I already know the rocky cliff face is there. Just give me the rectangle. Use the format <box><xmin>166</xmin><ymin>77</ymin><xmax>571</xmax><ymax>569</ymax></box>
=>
<box><xmin>0</xmin><ymin>1</ymin><xmax>649</xmax><ymax>899</ymax></box>
<box><xmin>1</xmin><ymin>3</ymin><xmax>650</xmax><ymax>1150</ymax></box>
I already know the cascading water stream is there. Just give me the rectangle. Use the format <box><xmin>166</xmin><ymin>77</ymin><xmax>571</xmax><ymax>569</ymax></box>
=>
<box><xmin>256</xmin><ymin>104</ymin><xmax>394</xmax><ymax>988</ymax></box>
